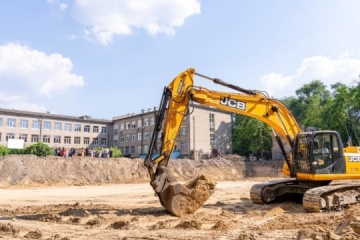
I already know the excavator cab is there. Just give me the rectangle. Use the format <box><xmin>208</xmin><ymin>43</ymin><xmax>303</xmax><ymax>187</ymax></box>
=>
<box><xmin>292</xmin><ymin>131</ymin><xmax>345</xmax><ymax>175</ymax></box>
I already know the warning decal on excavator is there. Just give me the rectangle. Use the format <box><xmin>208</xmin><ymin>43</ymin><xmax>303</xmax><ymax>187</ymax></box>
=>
<box><xmin>220</xmin><ymin>97</ymin><xmax>246</xmax><ymax>110</ymax></box>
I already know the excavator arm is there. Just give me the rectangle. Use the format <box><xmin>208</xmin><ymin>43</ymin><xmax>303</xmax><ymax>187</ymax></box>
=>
<box><xmin>144</xmin><ymin>68</ymin><xmax>302</xmax><ymax>216</ymax></box>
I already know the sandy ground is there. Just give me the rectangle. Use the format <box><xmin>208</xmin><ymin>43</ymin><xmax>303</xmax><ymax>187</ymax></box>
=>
<box><xmin>1</xmin><ymin>156</ymin><xmax>360</xmax><ymax>239</ymax></box>
<box><xmin>1</xmin><ymin>179</ymin><xmax>360</xmax><ymax>240</ymax></box>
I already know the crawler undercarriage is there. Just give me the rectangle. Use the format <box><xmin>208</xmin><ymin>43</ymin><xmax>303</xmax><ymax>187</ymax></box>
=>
<box><xmin>250</xmin><ymin>179</ymin><xmax>360</xmax><ymax>212</ymax></box>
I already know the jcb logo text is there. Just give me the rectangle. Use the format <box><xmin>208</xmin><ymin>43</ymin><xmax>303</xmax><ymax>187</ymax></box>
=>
<box><xmin>220</xmin><ymin>97</ymin><xmax>246</xmax><ymax>110</ymax></box>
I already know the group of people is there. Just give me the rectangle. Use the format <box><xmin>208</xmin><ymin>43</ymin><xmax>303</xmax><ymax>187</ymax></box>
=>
<box><xmin>54</xmin><ymin>147</ymin><xmax>112</xmax><ymax>158</ymax></box>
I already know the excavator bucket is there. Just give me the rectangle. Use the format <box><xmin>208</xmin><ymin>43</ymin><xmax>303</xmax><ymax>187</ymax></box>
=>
<box><xmin>155</xmin><ymin>174</ymin><xmax>216</xmax><ymax>217</ymax></box>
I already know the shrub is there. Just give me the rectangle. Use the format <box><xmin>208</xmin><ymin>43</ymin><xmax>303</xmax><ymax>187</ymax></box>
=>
<box><xmin>110</xmin><ymin>146</ymin><xmax>122</xmax><ymax>158</ymax></box>
<box><xmin>0</xmin><ymin>146</ymin><xmax>9</xmax><ymax>156</ymax></box>
<box><xmin>23</xmin><ymin>142</ymin><xmax>54</xmax><ymax>156</ymax></box>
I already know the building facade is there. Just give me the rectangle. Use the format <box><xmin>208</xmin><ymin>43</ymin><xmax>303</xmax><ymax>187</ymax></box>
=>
<box><xmin>0</xmin><ymin>105</ymin><xmax>233</xmax><ymax>158</ymax></box>
<box><xmin>0</xmin><ymin>108</ymin><xmax>111</xmax><ymax>149</ymax></box>
<box><xmin>112</xmin><ymin>105</ymin><xmax>233</xmax><ymax>158</ymax></box>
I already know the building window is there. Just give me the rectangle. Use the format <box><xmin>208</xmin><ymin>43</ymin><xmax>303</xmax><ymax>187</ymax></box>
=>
<box><xmin>143</xmin><ymin>145</ymin><xmax>148</xmax><ymax>153</ymax></box>
<box><xmin>101</xmin><ymin>127</ymin><xmax>107</xmax><ymax>134</ymax></box>
<box><xmin>144</xmin><ymin>118</ymin><xmax>148</xmax><ymax>126</ymax></box>
<box><xmin>31</xmin><ymin>135</ymin><xmax>39</xmax><ymax>143</ymax></box>
<box><xmin>93</xmin><ymin>138</ymin><xmax>99</xmax><ymax>145</ymax></box>
<box><xmin>126</xmin><ymin>122</ymin><xmax>130</xmax><ymax>130</ymax></box>
<box><xmin>84</xmin><ymin>125</ymin><xmax>90</xmax><ymax>133</ymax></box>
<box><xmin>132</xmin><ymin>134</ymin><xmax>136</xmax><ymax>141</ymax></box>
<box><xmin>120</xmin><ymin>135</ymin><xmax>124</xmax><ymax>143</ymax></box>
<box><xmin>84</xmin><ymin>137</ymin><xmax>90</xmax><ymax>145</ymax></box>
<box><xmin>137</xmin><ymin>133</ymin><xmax>142</xmax><ymax>141</ymax></box>
<box><xmin>55</xmin><ymin>122</ymin><xmax>62</xmax><ymax>131</ymax></box>
<box><xmin>137</xmin><ymin>120</ymin><xmax>142</xmax><ymax>128</ymax></box>
<box><xmin>125</xmin><ymin>146</ymin><xmax>129</xmax><ymax>154</ymax></box>
<box><xmin>6</xmin><ymin>133</ymin><xmax>15</xmax><ymax>141</ymax></box>
<box><xmin>143</xmin><ymin>131</ymin><xmax>148</xmax><ymax>140</ymax></box>
<box><xmin>210</xmin><ymin>133</ymin><xmax>215</xmax><ymax>146</ymax></box>
<box><xmin>64</xmin><ymin>136</ymin><xmax>71</xmax><ymax>144</ymax></box>
<box><xmin>209</xmin><ymin>113</ymin><xmax>215</xmax><ymax>132</ymax></box>
<box><xmin>7</xmin><ymin>118</ymin><xmax>16</xmax><ymax>128</ymax></box>
<box><xmin>209</xmin><ymin>113</ymin><xmax>215</xmax><ymax>146</ymax></box>
<box><xmin>131</xmin><ymin>121</ymin><xmax>136</xmax><ymax>129</ymax></box>
<box><xmin>125</xmin><ymin>134</ymin><xmax>130</xmax><ymax>142</ymax></box>
<box><xmin>120</xmin><ymin>123</ymin><xmax>124</xmax><ymax>130</ymax></box>
<box><xmin>74</xmin><ymin>137</ymin><xmax>80</xmax><ymax>144</ymax></box>
<box><xmin>180</xmin><ymin>126</ymin><xmax>186</xmax><ymax>136</ymax></box>
<box><xmin>43</xmin><ymin>121</ymin><xmax>51</xmax><ymax>130</ymax></box>
<box><xmin>101</xmin><ymin>138</ymin><xmax>107</xmax><ymax>146</ymax></box>
<box><xmin>113</xmin><ymin>140</ymin><xmax>118</xmax><ymax>146</ymax></box>
<box><xmin>19</xmin><ymin>134</ymin><xmax>27</xmax><ymax>142</ymax></box>
<box><xmin>150</xmin><ymin>118</ymin><xmax>154</xmax><ymax>126</ymax></box>
<box><xmin>181</xmin><ymin>143</ymin><xmax>187</xmax><ymax>151</ymax></box>
<box><xmin>0</xmin><ymin>117</ymin><xmax>2</xmax><ymax>127</ymax></box>
<box><xmin>131</xmin><ymin>146</ymin><xmax>136</xmax><ymax>154</ymax></box>
<box><xmin>43</xmin><ymin>135</ymin><xmax>50</xmax><ymax>143</ymax></box>
<box><xmin>54</xmin><ymin>136</ymin><xmax>61</xmax><ymax>144</ymax></box>
<box><xmin>75</xmin><ymin>124</ymin><xmax>81</xmax><ymax>132</ymax></box>
<box><xmin>93</xmin><ymin>126</ymin><xmax>99</xmax><ymax>133</ymax></box>
<box><xmin>20</xmin><ymin>119</ymin><xmax>28</xmax><ymax>129</ymax></box>
<box><xmin>32</xmin><ymin>120</ymin><xmax>40</xmax><ymax>129</ymax></box>
<box><xmin>65</xmin><ymin>123</ymin><xmax>71</xmax><ymax>132</ymax></box>
<box><xmin>113</xmin><ymin>129</ymin><xmax>118</xmax><ymax>135</ymax></box>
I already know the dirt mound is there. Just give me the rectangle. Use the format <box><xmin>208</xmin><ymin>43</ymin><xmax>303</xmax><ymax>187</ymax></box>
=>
<box><xmin>0</xmin><ymin>155</ymin><xmax>283</xmax><ymax>188</ymax></box>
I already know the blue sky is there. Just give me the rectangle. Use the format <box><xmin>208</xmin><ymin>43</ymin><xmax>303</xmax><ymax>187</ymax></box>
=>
<box><xmin>1</xmin><ymin>0</ymin><xmax>360</xmax><ymax>119</ymax></box>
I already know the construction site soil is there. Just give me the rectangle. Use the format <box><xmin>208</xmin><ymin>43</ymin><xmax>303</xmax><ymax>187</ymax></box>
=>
<box><xmin>0</xmin><ymin>155</ymin><xmax>359</xmax><ymax>239</ymax></box>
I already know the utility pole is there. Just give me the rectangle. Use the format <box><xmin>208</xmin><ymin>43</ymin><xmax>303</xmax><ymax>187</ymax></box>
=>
<box><xmin>38</xmin><ymin>117</ymin><xmax>43</xmax><ymax>142</ymax></box>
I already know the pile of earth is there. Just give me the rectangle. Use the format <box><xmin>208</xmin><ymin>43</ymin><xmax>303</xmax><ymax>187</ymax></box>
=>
<box><xmin>0</xmin><ymin>155</ymin><xmax>283</xmax><ymax>188</ymax></box>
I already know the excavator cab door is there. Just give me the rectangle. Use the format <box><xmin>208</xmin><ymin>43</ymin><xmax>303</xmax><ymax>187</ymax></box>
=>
<box><xmin>293</xmin><ymin>131</ymin><xmax>345</xmax><ymax>174</ymax></box>
<box><xmin>311</xmin><ymin>132</ymin><xmax>345</xmax><ymax>174</ymax></box>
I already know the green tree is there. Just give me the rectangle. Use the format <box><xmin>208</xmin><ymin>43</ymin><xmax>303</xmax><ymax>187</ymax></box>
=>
<box><xmin>232</xmin><ymin>115</ymin><xmax>272</xmax><ymax>158</ymax></box>
<box><xmin>283</xmin><ymin>80</ymin><xmax>331</xmax><ymax>131</ymax></box>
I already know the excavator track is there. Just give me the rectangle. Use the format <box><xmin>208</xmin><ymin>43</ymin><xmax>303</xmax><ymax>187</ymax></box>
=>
<box><xmin>303</xmin><ymin>184</ymin><xmax>360</xmax><ymax>213</ymax></box>
<box><xmin>250</xmin><ymin>179</ymin><xmax>303</xmax><ymax>204</ymax></box>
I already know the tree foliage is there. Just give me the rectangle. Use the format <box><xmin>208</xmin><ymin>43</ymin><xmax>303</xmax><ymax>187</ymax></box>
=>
<box><xmin>232</xmin><ymin>115</ymin><xmax>272</xmax><ymax>158</ymax></box>
<box><xmin>232</xmin><ymin>78</ymin><xmax>360</xmax><ymax>157</ymax></box>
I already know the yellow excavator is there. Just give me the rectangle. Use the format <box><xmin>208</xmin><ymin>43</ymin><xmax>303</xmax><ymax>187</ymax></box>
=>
<box><xmin>144</xmin><ymin>68</ymin><xmax>360</xmax><ymax>217</ymax></box>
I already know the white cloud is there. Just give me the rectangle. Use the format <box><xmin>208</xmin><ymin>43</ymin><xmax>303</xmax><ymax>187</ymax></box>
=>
<box><xmin>260</xmin><ymin>53</ymin><xmax>360</xmax><ymax>97</ymax></box>
<box><xmin>72</xmin><ymin>0</ymin><xmax>201</xmax><ymax>45</ymax></box>
<box><xmin>0</xmin><ymin>93</ymin><xmax>46</xmax><ymax>113</ymax></box>
<box><xmin>0</xmin><ymin>43</ymin><xmax>84</xmax><ymax>111</ymax></box>
<box><xmin>47</xmin><ymin>0</ymin><xmax>68</xmax><ymax>12</ymax></box>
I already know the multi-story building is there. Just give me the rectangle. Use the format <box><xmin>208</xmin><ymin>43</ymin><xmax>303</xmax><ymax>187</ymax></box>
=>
<box><xmin>0</xmin><ymin>105</ymin><xmax>233</xmax><ymax>158</ymax></box>
<box><xmin>0</xmin><ymin>108</ymin><xmax>111</xmax><ymax>149</ymax></box>
<box><xmin>112</xmin><ymin>105</ymin><xmax>233</xmax><ymax>158</ymax></box>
